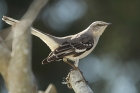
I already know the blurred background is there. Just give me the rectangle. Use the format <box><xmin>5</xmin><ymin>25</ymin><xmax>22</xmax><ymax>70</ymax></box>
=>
<box><xmin>0</xmin><ymin>0</ymin><xmax>140</xmax><ymax>93</ymax></box>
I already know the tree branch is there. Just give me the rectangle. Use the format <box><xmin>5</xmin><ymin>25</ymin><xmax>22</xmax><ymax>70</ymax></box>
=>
<box><xmin>0</xmin><ymin>35</ymin><xmax>10</xmax><ymax>80</ymax></box>
<box><xmin>63</xmin><ymin>70</ymin><xmax>94</xmax><ymax>93</ymax></box>
<box><xmin>0</xmin><ymin>0</ymin><xmax>48</xmax><ymax>93</ymax></box>
<box><xmin>38</xmin><ymin>84</ymin><xmax>57</xmax><ymax>93</ymax></box>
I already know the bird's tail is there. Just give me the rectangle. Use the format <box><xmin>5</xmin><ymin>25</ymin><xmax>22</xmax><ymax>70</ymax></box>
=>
<box><xmin>2</xmin><ymin>16</ymin><xmax>61</xmax><ymax>51</ymax></box>
<box><xmin>42</xmin><ymin>51</ymin><xmax>62</xmax><ymax>64</ymax></box>
<box><xmin>31</xmin><ymin>28</ymin><xmax>60</xmax><ymax>51</ymax></box>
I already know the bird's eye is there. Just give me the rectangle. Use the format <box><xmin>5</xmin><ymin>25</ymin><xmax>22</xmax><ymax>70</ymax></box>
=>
<box><xmin>97</xmin><ymin>24</ymin><xmax>104</xmax><ymax>26</ymax></box>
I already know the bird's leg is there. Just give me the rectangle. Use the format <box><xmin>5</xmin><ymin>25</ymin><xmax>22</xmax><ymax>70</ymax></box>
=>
<box><xmin>74</xmin><ymin>59</ymin><xmax>88</xmax><ymax>84</ymax></box>
<box><xmin>74</xmin><ymin>59</ymin><xmax>79</xmax><ymax>67</ymax></box>
<box><xmin>63</xmin><ymin>58</ymin><xmax>88</xmax><ymax>84</ymax></box>
<box><xmin>74</xmin><ymin>59</ymin><xmax>80</xmax><ymax>70</ymax></box>
<box><xmin>63</xmin><ymin>57</ymin><xmax>77</xmax><ymax>69</ymax></box>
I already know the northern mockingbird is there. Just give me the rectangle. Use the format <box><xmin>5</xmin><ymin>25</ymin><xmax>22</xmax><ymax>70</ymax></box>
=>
<box><xmin>31</xmin><ymin>21</ymin><xmax>111</xmax><ymax>68</ymax></box>
<box><xmin>2</xmin><ymin>16</ymin><xmax>110</xmax><ymax>68</ymax></box>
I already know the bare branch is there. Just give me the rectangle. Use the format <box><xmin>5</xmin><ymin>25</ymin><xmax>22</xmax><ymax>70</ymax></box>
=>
<box><xmin>38</xmin><ymin>84</ymin><xmax>57</xmax><ymax>93</ymax></box>
<box><xmin>63</xmin><ymin>70</ymin><xmax>94</xmax><ymax>93</ymax></box>
<box><xmin>0</xmin><ymin>0</ymin><xmax>48</xmax><ymax>93</ymax></box>
<box><xmin>0</xmin><ymin>35</ymin><xmax>10</xmax><ymax>79</ymax></box>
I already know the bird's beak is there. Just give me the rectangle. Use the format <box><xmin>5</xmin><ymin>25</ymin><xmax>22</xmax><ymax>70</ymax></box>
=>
<box><xmin>107</xmin><ymin>23</ymin><xmax>112</xmax><ymax>25</ymax></box>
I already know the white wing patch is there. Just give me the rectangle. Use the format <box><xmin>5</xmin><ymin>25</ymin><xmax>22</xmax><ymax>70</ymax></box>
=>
<box><xmin>75</xmin><ymin>49</ymin><xmax>86</xmax><ymax>53</ymax></box>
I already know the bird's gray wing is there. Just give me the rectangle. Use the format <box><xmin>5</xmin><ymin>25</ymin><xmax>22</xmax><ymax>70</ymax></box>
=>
<box><xmin>42</xmin><ymin>36</ymin><xmax>94</xmax><ymax>64</ymax></box>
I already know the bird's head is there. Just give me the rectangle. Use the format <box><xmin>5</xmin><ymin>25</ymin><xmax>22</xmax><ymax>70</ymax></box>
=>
<box><xmin>88</xmin><ymin>21</ymin><xmax>111</xmax><ymax>37</ymax></box>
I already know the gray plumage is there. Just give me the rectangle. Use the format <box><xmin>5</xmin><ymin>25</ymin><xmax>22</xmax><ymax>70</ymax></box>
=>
<box><xmin>31</xmin><ymin>21</ymin><xmax>111</xmax><ymax>67</ymax></box>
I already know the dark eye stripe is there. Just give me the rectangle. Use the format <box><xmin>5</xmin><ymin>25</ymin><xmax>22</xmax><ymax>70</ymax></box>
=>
<box><xmin>97</xmin><ymin>24</ymin><xmax>105</xmax><ymax>26</ymax></box>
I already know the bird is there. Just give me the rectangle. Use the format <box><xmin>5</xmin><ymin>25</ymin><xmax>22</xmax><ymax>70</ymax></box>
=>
<box><xmin>31</xmin><ymin>21</ymin><xmax>111</xmax><ymax>68</ymax></box>
<box><xmin>2</xmin><ymin>16</ymin><xmax>111</xmax><ymax>68</ymax></box>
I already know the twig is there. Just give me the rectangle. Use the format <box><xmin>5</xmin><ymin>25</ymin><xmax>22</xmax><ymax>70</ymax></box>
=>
<box><xmin>38</xmin><ymin>84</ymin><xmax>57</xmax><ymax>93</ymax></box>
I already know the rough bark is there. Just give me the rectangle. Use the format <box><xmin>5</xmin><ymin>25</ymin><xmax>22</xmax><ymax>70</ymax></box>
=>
<box><xmin>63</xmin><ymin>70</ymin><xmax>94</xmax><ymax>93</ymax></box>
